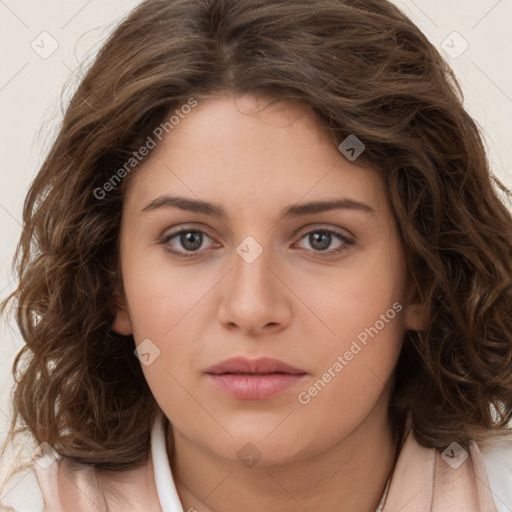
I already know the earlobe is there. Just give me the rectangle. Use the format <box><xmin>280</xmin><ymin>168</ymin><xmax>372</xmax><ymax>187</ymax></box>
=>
<box><xmin>404</xmin><ymin>282</ymin><xmax>428</xmax><ymax>331</ymax></box>
<box><xmin>111</xmin><ymin>296</ymin><xmax>133</xmax><ymax>336</ymax></box>
<box><xmin>404</xmin><ymin>303</ymin><xmax>427</xmax><ymax>331</ymax></box>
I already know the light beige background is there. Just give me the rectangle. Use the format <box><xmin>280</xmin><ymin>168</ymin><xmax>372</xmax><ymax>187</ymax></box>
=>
<box><xmin>1</xmin><ymin>0</ymin><xmax>511</xmax><ymax>441</ymax></box>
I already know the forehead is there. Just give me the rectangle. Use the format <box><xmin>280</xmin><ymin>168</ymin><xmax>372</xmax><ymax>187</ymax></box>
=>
<box><xmin>124</xmin><ymin>94</ymin><xmax>387</xmax><ymax>217</ymax></box>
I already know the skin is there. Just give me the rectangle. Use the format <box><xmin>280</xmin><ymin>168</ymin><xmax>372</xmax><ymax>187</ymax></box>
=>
<box><xmin>113</xmin><ymin>93</ymin><xmax>426</xmax><ymax>512</ymax></box>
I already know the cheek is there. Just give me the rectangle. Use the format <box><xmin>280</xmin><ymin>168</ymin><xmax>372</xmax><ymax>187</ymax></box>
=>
<box><xmin>293</xmin><ymin>245</ymin><xmax>407</xmax><ymax>403</ymax></box>
<box><xmin>120</xmin><ymin>253</ymin><xmax>218</xmax><ymax>414</ymax></box>
<box><xmin>292</xmin><ymin>284</ymin><xmax>405</xmax><ymax>448</ymax></box>
<box><xmin>122</xmin><ymin>246</ymin><xmax>216</xmax><ymax>341</ymax></box>
<box><xmin>298</xmin><ymin>242</ymin><xmax>407</xmax><ymax>346</ymax></box>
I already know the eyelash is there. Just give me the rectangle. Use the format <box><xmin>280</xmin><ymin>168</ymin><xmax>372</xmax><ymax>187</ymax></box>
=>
<box><xmin>159</xmin><ymin>226</ymin><xmax>354</xmax><ymax>259</ymax></box>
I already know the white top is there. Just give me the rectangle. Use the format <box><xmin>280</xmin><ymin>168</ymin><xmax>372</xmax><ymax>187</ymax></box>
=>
<box><xmin>149</xmin><ymin>412</ymin><xmax>512</xmax><ymax>512</ymax></box>
<box><xmin>150</xmin><ymin>412</ymin><xmax>391</xmax><ymax>512</ymax></box>
<box><xmin>150</xmin><ymin>413</ymin><xmax>184</xmax><ymax>511</ymax></box>
<box><xmin>1</xmin><ymin>412</ymin><xmax>512</xmax><ymax>511</ymax></box>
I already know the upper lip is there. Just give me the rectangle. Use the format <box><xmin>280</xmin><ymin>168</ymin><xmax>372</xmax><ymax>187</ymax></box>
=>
<box><xmin>205</xmin><ymin>357</ymin><xmax>306</xmax><ymax>375</ymax></box>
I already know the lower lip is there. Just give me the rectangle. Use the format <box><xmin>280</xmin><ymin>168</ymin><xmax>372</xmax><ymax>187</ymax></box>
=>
<box><xmin>207</xmin><ymin>373</ymin><xmax>306</xmax><ymax>399</ymax></box>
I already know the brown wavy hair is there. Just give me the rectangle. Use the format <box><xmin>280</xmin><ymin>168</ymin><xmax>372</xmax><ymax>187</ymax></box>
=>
<box><xmin>2</xmin><ymin>0</ymin><xmax>512</xmax><ymax>471</ymax></box>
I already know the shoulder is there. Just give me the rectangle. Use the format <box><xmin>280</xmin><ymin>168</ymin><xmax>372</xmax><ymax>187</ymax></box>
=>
<box><xmin>1</xmin><ymin>413</ymin><xmax>168</xmax><ymax>512</ymax></box>
<box><xmin>0</xmin><ymin>451</ymin><xmax>160</xmax><ymax>512</ymax></box>
<box><xmin>0</xmin><ymin>458</ymin><xmax>44</xmax><ymax>512</ymax></box>
<box><xmin>478</xmin><ymin>434</ymin><xmax>512</xmax><ymax>512</ymax></box>
<box><xmin>0</xmin><ymin>454</ymin><xmax>102</xmax><ymax>512</ymax></box>
<box><xmin>0</xmin><ymin>435</ymin><xmax>46</xmax><ymax>512</ymax></box>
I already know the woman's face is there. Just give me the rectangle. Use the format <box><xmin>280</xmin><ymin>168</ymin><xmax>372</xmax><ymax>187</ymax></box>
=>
<box><xmin>114</xmin><ymin>94</ymin><xmax>424</xmax><ymax>465</ymax></box>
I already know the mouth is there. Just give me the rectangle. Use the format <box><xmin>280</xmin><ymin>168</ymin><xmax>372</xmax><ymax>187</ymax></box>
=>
<box><xmin>205</xmin><ymin>357</ymin><xmax>307</xmax><ymax>400</ymax></box>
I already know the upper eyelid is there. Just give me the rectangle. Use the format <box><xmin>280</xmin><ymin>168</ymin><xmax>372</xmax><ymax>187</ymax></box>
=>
<box><xmin>163</xmin><ymin>223</ymin><xmax>352</xmax><ymax>238</ymax></box>
<box><xmin>162</xmin><ymin>224</ymin><xmax>354</xmax><ymax>249</ymax></box>
<box><xmin>293</xmin><ymin>224</ymin><xmax>354</xmax><ymax>240</ymax></box>
<box><xmin>162</xmin><ymin>225</ymin><xmax>217</xmax><ymax>242</ymax></box>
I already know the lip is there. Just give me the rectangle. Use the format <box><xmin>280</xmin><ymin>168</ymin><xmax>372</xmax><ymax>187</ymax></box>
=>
<box><xmin>205</xmin><ymin>357</ymin><xmax>307</xmax><ymax>400</ymax></box>
<box><xmin>206</xmin><ymin>356</ymin><xmax>305</xmax><ymax>375</ymax></box>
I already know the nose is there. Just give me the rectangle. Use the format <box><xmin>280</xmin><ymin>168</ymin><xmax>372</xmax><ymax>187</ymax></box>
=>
<box><xmin>217</xmin><ymin>244</ymin><xmax>292</xmax><ymax>335</ymax></box>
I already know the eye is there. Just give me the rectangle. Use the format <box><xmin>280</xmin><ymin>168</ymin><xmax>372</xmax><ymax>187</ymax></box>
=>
<box><xmin>295</xmin><ymin>228</ymin><xmax>353</xmax><ymax>255</ymax></box>
<box><xmin>160</xmin><ymin>226</ymin><xmax>354</xmax><ymax>258</ymax></box>
<box><xmin>160</xmin><ymin>229</ymin><xmax>219</xmax><ymax>256</ymax></box>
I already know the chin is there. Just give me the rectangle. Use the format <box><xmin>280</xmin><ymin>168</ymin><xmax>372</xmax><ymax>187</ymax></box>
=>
<box><xmin>214</xmin><ymin>427</ymin><xmax>316</xmax><ymax>467</ymax></box>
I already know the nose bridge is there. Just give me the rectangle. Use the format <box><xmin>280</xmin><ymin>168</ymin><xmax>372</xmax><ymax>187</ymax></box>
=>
<box><xmin>217</xmin><ymin>235</ymin><xmax>291</xmax><ymax>332</ymax></box>
<box><xmin>231</xmin><ymin>237</ymin><xmax>276</xmax><ymax>304</ymax></box>
<box><xmin>227</xmin><ymin>229</ymin><xmax>269</xmax><ymax>281</ymax></box>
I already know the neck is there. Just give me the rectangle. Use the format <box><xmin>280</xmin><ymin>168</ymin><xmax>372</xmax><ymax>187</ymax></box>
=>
<box><xmin>168</xmin><ymin>397</ymin><xmax>400</xmax><ymax>512</ymax></box>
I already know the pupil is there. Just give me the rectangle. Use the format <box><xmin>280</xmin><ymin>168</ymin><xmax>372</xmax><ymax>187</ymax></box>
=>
<box><xmin>181</xmin><ymin>231</ymin><xmax>202</xmax><ymax>251</ymax></box>
<box><xmin>310</xmin><ymin>232</ymin><xmax>331</xmax><ymax>251</ymax></box>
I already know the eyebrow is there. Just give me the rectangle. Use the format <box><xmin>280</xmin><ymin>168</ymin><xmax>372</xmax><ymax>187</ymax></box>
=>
<box><xmin>141</xmin><ymin>195</ymin><xmax>376</xmax><ymax>218</ymax></box>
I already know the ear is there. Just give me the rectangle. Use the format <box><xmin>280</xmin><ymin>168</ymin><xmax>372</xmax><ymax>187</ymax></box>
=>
<box><xmin>111</xmin><ymin>294</ymin><xmax>133</xmax><ymax>336</ymax></box>
<box><xmin>404</xmin><ymin>280</ymin><xmax>427</xmax><ymax>331</ymax></box>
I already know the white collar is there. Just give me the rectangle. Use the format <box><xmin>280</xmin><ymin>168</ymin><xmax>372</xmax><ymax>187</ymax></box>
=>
<box><xmin>150</xmin><ymin>411</ymin><xmax>389</xmax><ymax>512</ymax></box>
<box><xmin>150</xmin><ymin>411</ymin><xmax>185</xmax><ymax>512</ymax></box>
